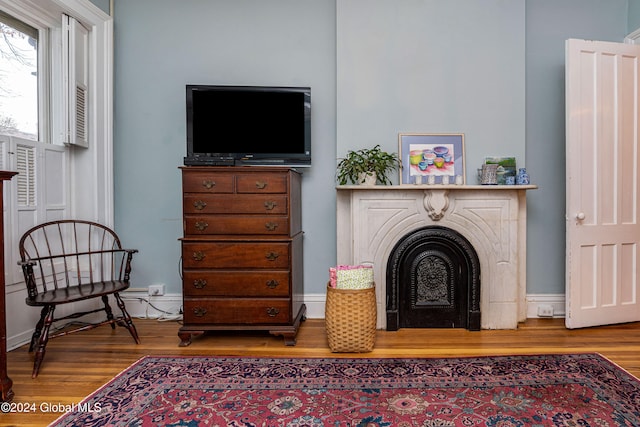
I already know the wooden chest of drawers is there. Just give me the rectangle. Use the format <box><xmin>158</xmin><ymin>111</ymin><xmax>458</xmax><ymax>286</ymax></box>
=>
<box><xmin>178</xmin><ymin>167</ymin><xmax>305</xmax><ymax>346</ymax></box>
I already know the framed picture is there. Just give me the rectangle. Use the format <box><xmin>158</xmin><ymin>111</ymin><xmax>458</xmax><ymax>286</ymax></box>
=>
<box><xmin>484</xmin><ymin>156</ymin><xmax>516</xmax><ymax>185</ymax></box>
<box><xmin>399</xmin><ymin>133</ymin><xmax>465</xmax><ymax>184</ymax></box>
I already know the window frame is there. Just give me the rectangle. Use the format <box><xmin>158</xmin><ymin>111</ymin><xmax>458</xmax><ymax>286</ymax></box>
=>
<box><xmin>0</xmin><ymin>0</ymin><xmax>113</xmax><ymax>293</ymax></box>
<box><xmin>0</xmin><ymin>0</ymin><xmax>114</xmax><ymax>225</ymax></box>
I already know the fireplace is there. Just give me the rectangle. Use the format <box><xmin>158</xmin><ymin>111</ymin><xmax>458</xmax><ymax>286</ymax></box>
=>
<box><xmin>386</xmin><ymin>226</ymin><xmax>481</xmax><ymax>331</ymax></box>
<box><xmin>336</xmin><ymin>185</ymin><xmax>535</xmax><ymax>329</ymax></box>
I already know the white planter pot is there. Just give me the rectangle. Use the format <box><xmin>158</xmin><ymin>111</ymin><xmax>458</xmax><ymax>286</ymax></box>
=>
<box><xmin>358</xmin><ymin>172</ymin><xmax>377</xmax><ymax>185</ymax></box>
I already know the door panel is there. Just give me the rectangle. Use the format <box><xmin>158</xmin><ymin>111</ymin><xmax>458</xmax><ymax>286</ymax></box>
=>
<box><xmin>566</xmin><ymin>39</ymin><xmax>640</xmax><ymax>328</ymax></box>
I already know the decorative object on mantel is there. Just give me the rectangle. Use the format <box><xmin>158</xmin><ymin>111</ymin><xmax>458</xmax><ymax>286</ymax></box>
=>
<box><xmin>484</xmin><ymin>156</ymin><xmax>516</xmax><ymax>184</ymax></box>
<box><xmin>336</xmin><ymin>145</ymin><xmax>401</xmax><ymax>185</ymax></box>
<box><xmin>516</xmin><ymin>167</ymin><xmax>530</xmax><ymax>185</ymax></box>
<box><xmin>480</xmin><ymin>163</ymin><xmax>498</xmax><ymax>184</ymax></box>
<box><xmin>399</xmin><ymin>133</ymin><xmax>465</xmax><ymax>184</ymax></box>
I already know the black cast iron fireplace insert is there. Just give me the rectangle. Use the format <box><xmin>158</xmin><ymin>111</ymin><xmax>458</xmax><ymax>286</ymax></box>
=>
<box><xmin>386</xmin><ymin>226</ymin><xmax>481</xmax><ymax>331</ymax></box>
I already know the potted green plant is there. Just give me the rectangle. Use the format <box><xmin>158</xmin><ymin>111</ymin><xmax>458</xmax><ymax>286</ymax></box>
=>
<box><xmin>336</xmin><ymin>145</ymin><xmax>402</xmax><ymax>185</ymax></box>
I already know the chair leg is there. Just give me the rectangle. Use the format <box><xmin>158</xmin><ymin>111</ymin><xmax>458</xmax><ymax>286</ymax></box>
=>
<box><xmin>32</xmin><ymin>305</ymin><xmax>55</xmax><ymax>378</ymax></box>
<box><xmin>101</xmin><ymin>295</ymin><xmax>116</xmax><ymax>329</ymax></box>
<box><xmin>114</xmin><ymin>293</ymin><xmax>140</xmax><ymax>344</ymax></box>
<box><xmin>29</xmin><ymin>306</ymin><xmax>48</xmax><ymax>353</ymax></box>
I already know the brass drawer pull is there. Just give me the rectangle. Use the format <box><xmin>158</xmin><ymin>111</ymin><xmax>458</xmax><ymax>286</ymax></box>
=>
<box><xmin>202</xmin><ymin>180</ymin><xmax>216</xmax><ymax>189</ymax></box>
<box><xmin>264</xmin><ymin>201</ymin><xmax>277</xmax><ymax>210</ymax></box>
<box><xmin>266</xmin><ymin>279</ymin><xmax>280</xmax><ymax>289</ymax></box>
<box><xmin>195</xmin><ymin>221</ymin><xmax>209</xmax><ymax>231</ymax></box>
<box><xmin>256</xmin><ymin>181</ymin><xmax>267</xmax><ymax>190</ymax></box>
<box><xmin>192</xmin><ymin>251</ymin><xmax>206</xmax><ymax>262</ymax></box>
<box><xmin>193</xmin><ymin>200</ymin><xmax>207</xmax><ymax>210</ymax></box>
<box><xmin>266</xmin><ymin>307</ymin><xmax>280</xmax><ymax>317</ymax></box>
<box><xmin>193</xmin><ymin>307</ymin><xmax>207</xmax><ymax>317</ymax></box>
<box><xmin>193</xmin><ymin>279</ymin><xmax>207</xmax><ymax>289</ymax></box>
<box><xmin>265</xmin><ymin>222</ymin><xmax>279</xmax><ymax>231</ymax></box>
<box><xmin>265</xmin><ymin>252</ymin><xmax>280</xmax><ymax>261</ymax></box>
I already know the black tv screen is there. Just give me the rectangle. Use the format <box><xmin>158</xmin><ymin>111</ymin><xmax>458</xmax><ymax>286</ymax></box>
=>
<box><xmin>185</xmin><ymin>85</ymin><xmax>311</xmax><ymax>166</ymax></box>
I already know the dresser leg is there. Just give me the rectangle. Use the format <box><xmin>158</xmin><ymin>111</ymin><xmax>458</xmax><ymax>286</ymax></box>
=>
<box><xmin>269</xmin><ymin>304</ymin><xmax>307</xmax><ymax>346</ymax></box>
<box><xmin>178</xmin><ymin>330</ymin><xmax>203</xmax><ymax>347</ymax></box>
<box><xmin>281</xmin><ymin>333</ymin><xmax>297</xmax><ymax>346</ymax></box>
<box><xmin>269</xmin><ymin>328</ymin><xmax>298</xmax><ymax>346</ymax></box>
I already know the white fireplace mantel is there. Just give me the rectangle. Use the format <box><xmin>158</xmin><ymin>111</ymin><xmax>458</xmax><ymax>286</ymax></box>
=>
<box><xmin>336</xmin><ymin>184</ymin><xmax>537</xmax><ymax>330</ymax></box>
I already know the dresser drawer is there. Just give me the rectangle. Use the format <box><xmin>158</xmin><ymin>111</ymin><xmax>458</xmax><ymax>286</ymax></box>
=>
<box><xmin>182</xmin><ymin>241</ymin><xmax>291</xmax><ymax>269</ymax></box>
<box><xmin>183</xmin><ymin>271</ymin><xmax>290</xmax><ymax>297</ymax></box>
<box><xmin>183</xmin><ymin>172</ymin><xmax>234</xmax><ymax>193</ymax></box>
<box><xmin>183</xmin><ymin>194</ymin><xmax>288</xmax><ymax>214</ymax></box>
<box><xmin>183</xmin><ymin>299</ymin><xmax>291</xmax><ymax>324</ymax></box>
<box><xmin>185</xmin><ymin>216</ymin><xmax>290</xmax><ymax>235</ymax></box>
<box><xmin>236</xmin><ymin>173</ymin><xmax>287</xmax><ymax>193</ymax></box>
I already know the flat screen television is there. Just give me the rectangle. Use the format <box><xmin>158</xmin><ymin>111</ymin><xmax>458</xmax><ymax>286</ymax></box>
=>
<box><xmin>185</xmin><ymin>85</ymin><xmax>311</xmax><ymax>167</ymax></box>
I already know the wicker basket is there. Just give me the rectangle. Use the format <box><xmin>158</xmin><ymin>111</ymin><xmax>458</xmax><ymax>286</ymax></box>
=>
<box><xmin>325</xmin><ymin>283</ymin><xmax>377</xmax><ymax>352</ymax></box>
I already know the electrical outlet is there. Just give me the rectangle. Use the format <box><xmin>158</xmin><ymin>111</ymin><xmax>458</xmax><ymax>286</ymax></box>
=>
<box><xmin>537</xmin><ymin>304</ymin><xmax>554</xmax><ymax>317</ymax></box>
<box><xmin>148</xmin><ymin>284</ymin><xmax>165</xmax><ymax>296</ymax></box>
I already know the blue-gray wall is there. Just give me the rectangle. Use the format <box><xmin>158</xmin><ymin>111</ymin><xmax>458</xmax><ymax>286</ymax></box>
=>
<box><xmin>337</xmin><ymin>1</ymin><xmax>526</xmax><ymax>174</ymax></box>
<box><xmin>526</xmin><ymin>0</ymin><xmax>628</xmax><ymax>294</ymax></box>
<box><xmin>113</xmin><ymin>0</ymin><xmax>336</xmax><ymax>295</ymax></box>
<box><xmin>630</xmin><ymin>0</ymin><xmax>640</xmax><ymax>30</ymax></box>
<box><xmin>112</xmin><ymin>0</ymin><xmax>638</xmax><ymax>299</ymax></box>
<box><xmin>89</xmin><ymin>0</ymin><xmax>109</xmax><ymax>15</ymax></box>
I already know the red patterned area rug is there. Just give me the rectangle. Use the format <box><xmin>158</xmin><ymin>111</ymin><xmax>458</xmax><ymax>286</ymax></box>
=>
<box><xmin>50</xmin><ymin>353</ymin><xmax>640</xmax><ymax>427</ymax></box>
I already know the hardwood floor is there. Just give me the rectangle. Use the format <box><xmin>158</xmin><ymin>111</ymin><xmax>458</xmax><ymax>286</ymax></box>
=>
<box><xmin>3</xmin><ymin>318</ymin><xmax>640</xmax><ymax>426</ymax></box>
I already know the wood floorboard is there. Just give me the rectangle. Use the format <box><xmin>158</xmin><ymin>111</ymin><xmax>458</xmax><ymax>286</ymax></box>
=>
<box><xmin>3</xmin><ymin>318</ymin><xmax>640</xmax><ymax>426</ymax></box>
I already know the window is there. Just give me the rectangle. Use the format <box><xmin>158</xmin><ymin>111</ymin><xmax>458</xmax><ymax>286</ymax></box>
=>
<box><xmin>0</xmin><ymin>0</ymin><xmax>114</xmax><ymax>292</ymax></box>
<box><xmin>0</xmin><ymin>11</ymin><xmax>38</xmax><ymax>141</ymax></box>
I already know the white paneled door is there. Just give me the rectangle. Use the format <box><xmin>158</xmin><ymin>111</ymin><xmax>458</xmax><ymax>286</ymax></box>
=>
<box><xmin>565</xmin><ymin>39</ymin><xmax>640</xmax><ymax>328</ymax></box>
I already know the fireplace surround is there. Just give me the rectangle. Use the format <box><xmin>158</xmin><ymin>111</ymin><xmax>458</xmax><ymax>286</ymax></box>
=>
<box><xmin>336</xmin><ymin>184</ymin><xmax>536</xmax><ymax>329</ymax></box>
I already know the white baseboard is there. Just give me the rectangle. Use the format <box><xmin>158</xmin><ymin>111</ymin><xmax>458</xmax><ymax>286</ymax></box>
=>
<box><xmin>121</xmin><ymin>292</ymin><xmax>567</xmax><ymax>321</ymax></box>
<box><xmin>301</xmin><ymin>292</ymin><xmax>326</xmax><ymax>319</ymax></box>
<box><xmin>306</xmin><ymin>292</ymin><xmax>567</xmax><ymax>320</ymax></box>
<box><xmin>120</xmin><ymin>291</ymin><xmax>183</xmax><ymax>321</ymax></box>
<box><xmin>7</xmin><ymin>291</ymin><xmax>566</xmax><ymax>351</ymax></box>
<box><xmin>120</xmin><ymin>292</ymin><xmax>328</xmax><ymax>320</ymax></box>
